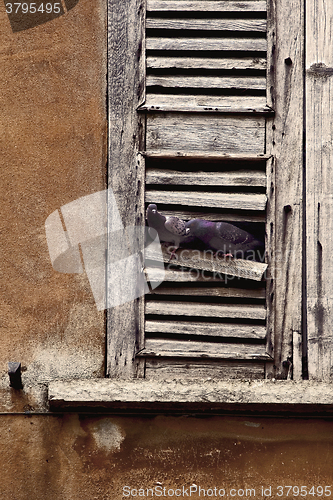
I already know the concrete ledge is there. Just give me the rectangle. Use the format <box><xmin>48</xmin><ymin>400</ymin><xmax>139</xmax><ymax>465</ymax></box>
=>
<box><xmin>48</xmin><ymin>379</ymin><xmax>333</xmax><ymax>414</ymax></box>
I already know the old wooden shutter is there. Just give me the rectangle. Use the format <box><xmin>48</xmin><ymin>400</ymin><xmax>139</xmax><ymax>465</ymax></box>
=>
<box><xmin>107</xmin><ymin>0</ymin><xmax>303</xmax><ymax>381</ymax></box>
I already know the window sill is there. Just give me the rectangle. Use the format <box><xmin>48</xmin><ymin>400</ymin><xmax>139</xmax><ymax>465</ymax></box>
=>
<box><xmin>48</xmin><ymin>380</ymin><xmax>333</xmax><ymax>415</ymax></box>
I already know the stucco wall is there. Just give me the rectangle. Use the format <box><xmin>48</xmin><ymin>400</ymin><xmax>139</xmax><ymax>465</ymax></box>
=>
<box><xmin>1</xmin><ymin>2</ymin><xmax>333</xmax><ymax>500</ymax></box>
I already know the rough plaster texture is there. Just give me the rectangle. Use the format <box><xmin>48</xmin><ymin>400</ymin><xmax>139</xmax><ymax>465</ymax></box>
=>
<box><xmin>0</xmin><ymin>0</ymin><xmax>107</xmax><ymax>411</ymax></box>
<box><xmin>1</xmin><ymin>415</ymin><xmax>333</xmax><ymax>500</ymax></box>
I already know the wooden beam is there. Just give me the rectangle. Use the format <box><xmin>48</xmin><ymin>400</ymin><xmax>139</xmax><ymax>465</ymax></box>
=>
<box><xmin>306</xmin><ymin>0</ymin><xmax>333</xmax><ymax>381</ymax></box>
<box><xmin>147</xmin><ymin>75</ymin><xmax>266</xmax><ymax>90</ymax></box>
<box><xmin>265</xmin><ymin>0</ymin><xmax>304</xmax><ymax>378</ymax></box>
<box><xmin>107</xmin><ymin>0</ymin><xmax>145</xmax><ymax>378</ymax></box>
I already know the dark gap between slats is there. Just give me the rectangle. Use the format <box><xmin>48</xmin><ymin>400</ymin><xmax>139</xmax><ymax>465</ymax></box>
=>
<box><xmin>149</xmin><ymin>280</ymin><xmax>266</xmax><ymax>292</ymax></box>
<box><xmin>146</xmin><ymin>184</ymin><xmax>266</xmax><ymax>194</ymax></box>
<box><xmin>146</xmin><ymin>158</ymin><xmax>267</xmax><ymax>171</ymax></box>
<box><xmin>146</xmin><ymin>87</ymin><xmax>266</xmax><ymax>96</ymax></box>
<box><xmin>147</xmin><ymin>49</ymin><xmax>267</xmax><ymax>59</ymax></box>
<box><xmin>147</xmin><ymin>68</ymin><xmax>266</xmax><ymax>77</ymax></box>
<box><xmin>145</xmin><ymin>203</ymin><xmax>266</xmax><ymax>221</ymax></box>
<box><xmin>145</xmin><ymin>333</ymin><xmax>266</xmax><ymax>344</ymax></box>
<box><xmin>146</xmin><ymin>295</ymin><xmax>265</xmax><ymax>305</ymax></box>
<box><xmin>147</xmin><ymin>12</ymin><xmax>267</xmax><ymax>20</ymax></box>
<box><xmin>145</xmin><ymin>315</ymin><xmax>266</xmax><ymax>326</ymax></box>
<box><xmin>147</xmin><ymin>29</ymin><xmax>266</xmax><ymax>39</ymax></box>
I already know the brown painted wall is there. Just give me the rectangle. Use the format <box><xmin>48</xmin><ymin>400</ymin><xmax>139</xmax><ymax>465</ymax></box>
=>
<box><xmin>1</xmin><ymin>2</ymin><xmax>333</xmax><ymax>500</ymax></box>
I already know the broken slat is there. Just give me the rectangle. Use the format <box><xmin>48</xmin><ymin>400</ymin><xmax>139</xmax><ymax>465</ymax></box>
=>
<box><xmin>139</xmin><ymin>338</ymin><xmax>270</xmax><ymax>360</ymax></box>
<box><xmin>145</xmin><ymin>190</ymin><xmax>267</xmax><ymax>210</ymax></box>
<box><xmin>146</xmin><ymin>18</ymin><xmax>267</xmax><ymax>31</ymax></box>
<box><xmin>145</xmin><ymin>301</ymin><xmax>266</xmax><ymax>320</ymax></box>
<box><xmin>147</xmin><ymin>37</ymin><xmax>267</xmax><ymax>52</ymax></box>
<box><xmin>145</xmin><ymin>320</ymin><xmax>266</xmax><ymax>339</ymax></box>
<box><xmin>145</xmin><ymin>246</ymin><xmax>267</xmax><ymax>281</ymax></box>
<box><xmin>147</xmin><ymin>56</ymin><xmax>266</xmax><ymax>71</ymax></box>
<box><xmin>147</xmin><ymin>75</ymin><xmax>266</xmax><ymax>90</ymax></box>
<box><xmin>147</xmin><ymin>1</ymin><xmax>267</xmax><ymax>13</ymax></box>
<box><xmin>155</xmin><ymin>209</ymin><xmax>265</xmax><ymax>223</ymax></box>
<box><xmin>145</xmin><ymin>358</ymin><xmax>265</xmax><ymax>380</ymax></box>
<box><xmin>146</xmin><ymin>168</ymin><xmax>266</xmax><ymax>187</ymax></box>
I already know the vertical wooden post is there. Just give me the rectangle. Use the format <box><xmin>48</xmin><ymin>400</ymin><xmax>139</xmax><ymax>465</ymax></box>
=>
<box><xmin>306</xmin><ymin>1</ymin><xmax>333</xmax><ymax>381</ymax></box>
<box><xmin>107</xmin><ymin>0</ymin><xmax>146</xmax><ymax>378</ymax></box>
<box><xmin>266</xmin><ymin>0</ymin><xmax>304</xmax><ymax>378</ymax></box>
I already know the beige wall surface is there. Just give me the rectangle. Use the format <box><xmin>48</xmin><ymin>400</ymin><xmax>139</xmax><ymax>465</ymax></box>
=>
<box><xmin>0</xmin><ymin>414</ymin><xmax>333</xmax><ymax>500</ymax></box>
<box><xmin>0</xmin><ymin>0</ymin><xmax>107</xmax><ymax>411</ymax></box>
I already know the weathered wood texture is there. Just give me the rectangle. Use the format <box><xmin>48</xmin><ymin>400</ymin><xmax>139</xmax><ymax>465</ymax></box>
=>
<box><xmin>147</xmin><ymin>75</ymin><xmax>266</xmax><ymax>90</ymax></box>
<box><xmin>147</xmin><ymin>57</ymin><xmax>266</xmax><ymax>71</ymax></box>
<box><xmin>146</xmin><ymin>301</ymin><xmax>266</xmax><ymax>320</ymax></box>
<box><xmin>145</xmin><ymin>246</ymin><xmax>267</xmax><ymax>281</ymax></box>
<box><xmin>149</xmin><ymin>282</ymin><xmax>266</xmax><ymax>298</ymax></box>
<box><xmin>147</xmin><ymin>37</ymin><xmax>266</xmax><ymax>52</ymax></box>
<box><xmin>306</xmin><ymin>0</ymin><xmax>333</xmax><ymax>381</ymax></box>
<box><xmin>49</xmin><ymin>380</ymin><xmax>333</xmax><ymax>412</ymax></box>
<box><xmin>146</xmin><ymin>168</ymin><xmax>266</xmax><ymax>187</ymax></box>
<box><xmin>147</xmin><ymin>18</ymin><xmax>266</xmax><ymax>31</ymax></box>
<box><xmin>107</xmin><ymin>0</ymin><xmax>145</xmax><ymax>378</ymax></box>
<box><xmin>145</xmin><ymin>359</ymin><xmax>265</xmax><ymax>380</ymax></box>
<box><xmin>265</xmin><ymin>0</ymin><xmax>304</xmax><ymax>378</ymax></box>
<box><xmin>147</xmin><ymin>1</ymin><xmax>267</xmax><ymax>12</ymax></box>
<box><xmin>146</xmin><ymin>114</ymin><xmax>265</xmax><ymax>153</ymax></box>
<box><xmin>145</xmin><ymin>190</ymin><xmax>267</xmax><ymax>210</ymax></box>
<box><xmin>145</xmin><ymin>320</ymin><xmax>266</xmax><ymax>339</ymax></box>
<box><xmin>139</xmin><ymin>339</ymin><xmax>270</xmax><ymax>360</ymax></box>
<box><xmin>141</xmin><ymin>95</ymin><xmax>272</xmax><ymax>114</ymax></box>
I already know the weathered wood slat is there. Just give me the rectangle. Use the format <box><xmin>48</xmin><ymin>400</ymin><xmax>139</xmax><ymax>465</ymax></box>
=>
<box><xmin>143</xmin><ymin>151</ymin><xmax>270</xmax><ymax>160</ymax></box>
<box><xmin>147</xmin><ymin>1</ymin><xmax>267</xmax><ymax>13</ymax></box>
<box><xmin>146</xmin><ymin>114</ymin><xmax>265</xmax><ymax>153</ymax></box>
<box><xmin>145</xmin><ymin>359</ymin><xmax>265</xmax><ymax>380</ymax></box>
<box><xmin>146</xmin><ymin>320</ymin><xmax>266</xmax><ymax>339</ymax></box>
<box><xmin>141</xmin><ymin>94</ymin><xmax>271</xmax><ymax>113</ymax></box>
<box><xmin>148</xmin><ymin>282</ymin><xmax>266</xmax><ymax>298</ymax></box>
<box><xmin>147</xmin><ymin>18</ymin><xmax>267</xmax><ymax>32</ymax></box>
<box><xmin>146</xmin><ymin>190</ymin><xmax>267</xmax><ymax>210</ymax></box>
<box><xmin>139</xmin><ymin>338</ymin><xmax>270</xmax><ymax>360</ymax></box>
<box><xmin>146</xmin><ymin>168</ymin><xmax>266</xmax><ymax>187</ymax></box>
<box><xmin>146</xmin><ymin>266</ymin><xmax>267</xmax><ymax>284</ymax></box>
<box><xmin>147</xmin><ymin>75</ymin><xmax>266</xmax><ymax>90</ymax></box>
<box><xmin>147</xmin><ymin>37</ymin><xmax>267</xmax><ymax>52</ymax></box>
<box><xmin>146</xmin><ymin>301</ymin><xmax>266</xmax><ymax>320</ymax></box>
<box><xmin>145</xmin><ymin>246</ymin><xmax>267</xmax><ymax>281</ymax></box>
<box><xmin>147</xmin><ymin>56</ymin><xmax>266</xmax><ymax>70</ymax></box>
<box><xmin>306</xmin><ymin>0</ymin><xmax>333</xmax><ymax>381</ymax></box>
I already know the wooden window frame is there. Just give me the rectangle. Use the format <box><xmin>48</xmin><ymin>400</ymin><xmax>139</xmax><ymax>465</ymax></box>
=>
<box><xmin>48</xmin><ymin>0</ymin><xmax>333</xmax><ymax>412</ymax></box>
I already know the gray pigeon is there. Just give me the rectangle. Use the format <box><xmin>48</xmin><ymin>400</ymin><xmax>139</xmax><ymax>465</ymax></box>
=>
<box><xmin>146</xmin><ymin>204</ymin><xmax>191</xmax><ymax>257</ymax></box>
<box><xmin>186</xmin><ymin>218</ymin><xmax>264</xmax><ymax>259</ymax></box>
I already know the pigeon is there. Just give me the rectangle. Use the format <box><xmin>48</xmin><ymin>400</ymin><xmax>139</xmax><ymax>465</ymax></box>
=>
<box><xmin>146</xmin><ymin>204</ymin><xmax>192</xmax><ymax>258</ymax></box>
<box><xmin>185</xmin><ymin>218</ymin><xmax>264</xmax><ymax>260</ymax></box>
